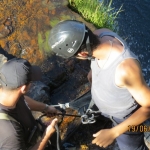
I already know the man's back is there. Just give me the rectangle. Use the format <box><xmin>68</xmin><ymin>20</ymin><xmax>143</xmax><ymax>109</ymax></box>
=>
<box><xmin>0</xmin><ymin>96</ymin><xmax>37</xmax><ymax>150</ymax></box>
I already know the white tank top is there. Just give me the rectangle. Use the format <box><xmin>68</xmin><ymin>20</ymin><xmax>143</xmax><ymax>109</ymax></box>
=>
<box><xmin>91</xmin><ymin>31</ymin><xmax>140</xmax><ymax>119</ymax></box>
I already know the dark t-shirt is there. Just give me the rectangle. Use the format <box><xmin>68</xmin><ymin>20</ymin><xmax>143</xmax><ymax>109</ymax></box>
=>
<box><xmin>0</xmin><ymin>96</ymin><xmax>37</xmax><ymax>150</ymax></box>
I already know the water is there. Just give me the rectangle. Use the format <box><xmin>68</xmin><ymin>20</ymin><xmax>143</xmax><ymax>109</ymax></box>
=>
<box><xmin>111</xmin><ymin>0</ymin><xmax>150</xmax><ymax>85</ymax></box>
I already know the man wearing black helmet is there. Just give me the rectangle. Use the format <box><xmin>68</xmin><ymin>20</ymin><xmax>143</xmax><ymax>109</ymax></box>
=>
<box><xmin>48</xmin><ymin>20</ymin><xmax>150</xmax><ymax>150</ymax></box>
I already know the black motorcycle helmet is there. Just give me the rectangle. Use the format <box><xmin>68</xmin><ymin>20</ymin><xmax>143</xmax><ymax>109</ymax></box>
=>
<box><xmin>48</xmin><ymin>20</ymin><xmax>91</xmax><ymax>59</ymax></box>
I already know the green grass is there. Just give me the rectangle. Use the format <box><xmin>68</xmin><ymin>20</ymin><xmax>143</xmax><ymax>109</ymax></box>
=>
<box><xmin>68</xmin><ymin>0</ymin><xmax>122</xmax><ymax>31</ymax></box>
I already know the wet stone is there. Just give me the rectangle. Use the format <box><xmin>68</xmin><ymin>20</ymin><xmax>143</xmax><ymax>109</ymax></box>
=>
<box><xmin>0</xmin><ymin>24</ymin><xmax>13</xmax><ymax>39</ymax></box>
<box><xmin>26</xmin><ymin>81</ymin><xmax>51</xmax><ymax>104</ymax></box>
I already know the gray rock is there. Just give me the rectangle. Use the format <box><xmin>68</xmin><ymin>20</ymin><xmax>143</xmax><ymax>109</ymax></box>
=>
<box><xmin>26</xmin><ymin>81</ymin><xmax>50</xmax><ymax>104</ymax></box>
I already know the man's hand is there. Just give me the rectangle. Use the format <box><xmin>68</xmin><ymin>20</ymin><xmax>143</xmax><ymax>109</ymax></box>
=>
<box><xmin>92</xmin><ymin>128</ymin><xmax>117</xmax><ymax>148</ymax></box>
<box><xmin>45</xmin><ymin>118</ymin><xmax>58</xmax><ymax>136</ymax></box>
<box><xmin>46</xmin><ymin>105</ymin><xmax>62</xmax><ymax>117</ymax></box>
<box><xmin>32</xmin><ymin>118</ymin><xmax>58</xmax><ymax>150</ymax></box>
<box><xmin>87</xmin><ymin>70</ymin><xmax>92</xmax><ymax>84</ymax></box>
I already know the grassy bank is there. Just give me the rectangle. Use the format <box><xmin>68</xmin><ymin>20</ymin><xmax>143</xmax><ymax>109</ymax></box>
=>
<box><xmin>68</xmin><ymin>0</ymin><xmax>122</xmax><ymax>31</ymax></box>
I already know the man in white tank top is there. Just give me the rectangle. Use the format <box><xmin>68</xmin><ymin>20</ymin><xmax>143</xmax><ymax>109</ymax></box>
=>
<box><xmin>48</xmin><ymin>20</ymin><xmax>150</xmax><ymax>150</ymax></box>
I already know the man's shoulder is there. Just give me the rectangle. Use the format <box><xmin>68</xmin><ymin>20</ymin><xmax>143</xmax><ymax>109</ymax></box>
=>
<box><xmin>0</xmin><ymin>116</ymin><xmax>21</xmax><ymax>131</ymax></box>
<box><xmin>115</xmin><ymin>59</ymin><xmax>142</xmax><ymax>87</ymax></box>
<box><xmin>117</xmin><ymin>59</ymin><xmax>141</xmax><ymax>75</ymax></box>
<box><xmin>0</xmin><ymin>119</ymin><xmax>25</xmax><ymax>149</ymax></box>
<box><xmin>0</xmin><ymin>118</ymin><xmax>20</xmax><ymax>139</ymax></box>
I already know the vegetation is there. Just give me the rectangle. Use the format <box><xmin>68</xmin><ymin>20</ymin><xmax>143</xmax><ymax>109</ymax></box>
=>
<box><xmin>68</xmin><ymin>0</ymin><xmax>122</xmax><ymax>31</ymax></box>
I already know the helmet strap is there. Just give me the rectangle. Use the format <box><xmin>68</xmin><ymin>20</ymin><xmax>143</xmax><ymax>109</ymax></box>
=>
<box><xmin>86</xmin><ymin>35</ymin><xmax>95</xmax><ymax>61</ymax></box>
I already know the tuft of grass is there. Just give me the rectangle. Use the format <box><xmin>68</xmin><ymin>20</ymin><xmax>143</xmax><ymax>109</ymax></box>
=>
<box><xmin>68</xmin><ymin>0</ymin><xmax>123</xmax><ymax>31</ymax></box>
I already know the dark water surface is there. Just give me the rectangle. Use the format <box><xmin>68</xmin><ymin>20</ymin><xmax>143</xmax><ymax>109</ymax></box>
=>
<box><xmin>111</xmin><ymin>0</ymin><xmax>150</xmax><ymax>85</ymax></box>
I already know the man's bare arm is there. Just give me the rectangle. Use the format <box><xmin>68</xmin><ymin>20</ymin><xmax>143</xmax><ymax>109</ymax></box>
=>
<box><xmin>24</xmin><ymin>95</ymin><xmax>60</xmax><ymax>114</ymax></box>
<box><xmin>92</xmin><ymin>59</ymin><xmax>150</xmax><ymax>147</ymax></box>
<box><xmin>29</xmin><ymin>118</ymin><xmax>58</xmax><ymax>150</ymax></box>
<box><xmin>112</xmin><ymin>58</ymin><xmax>150</xmax><ymax>135</ymax></box>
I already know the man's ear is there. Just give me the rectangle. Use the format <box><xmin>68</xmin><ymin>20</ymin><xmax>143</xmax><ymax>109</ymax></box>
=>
<box><xmin>20</xmin><ymin>85</ymin><xmax>27</xmax><ymax>94</ymax></box>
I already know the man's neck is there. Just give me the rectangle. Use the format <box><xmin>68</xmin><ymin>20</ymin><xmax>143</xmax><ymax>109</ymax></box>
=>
<box><xmin>93</xmin><ymin>42</ymin><xmax>113</xmax><ymax>60</ymax></box>
<box><xmin>0</xmin><ymin>89</ymin><xmax>21</xmax><ymax>108</ymax></box>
